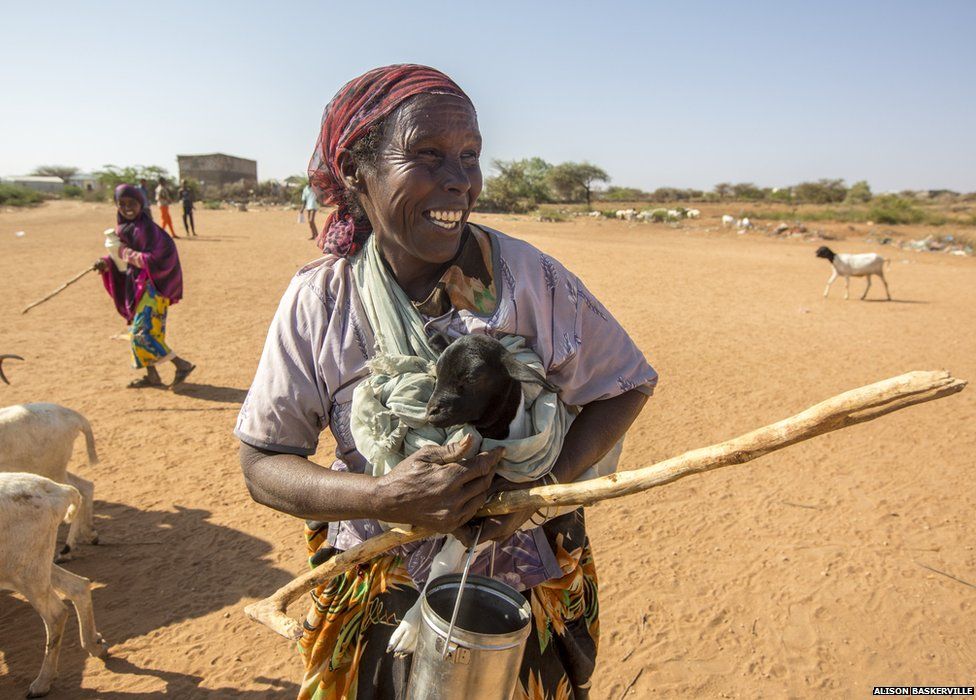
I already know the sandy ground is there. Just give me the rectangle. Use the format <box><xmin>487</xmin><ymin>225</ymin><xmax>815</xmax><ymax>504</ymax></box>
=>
<box><xmin>1</xmin><ymin>201</ymin><xmax>973</xmax><ymax>698</ymax></box>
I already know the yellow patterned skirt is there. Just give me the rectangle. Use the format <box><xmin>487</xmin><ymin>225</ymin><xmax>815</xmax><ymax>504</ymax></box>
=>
<box><xmin>129</xmin><ymin>286</ymin><xmax>173</xmax><ymax>369</ymax></box>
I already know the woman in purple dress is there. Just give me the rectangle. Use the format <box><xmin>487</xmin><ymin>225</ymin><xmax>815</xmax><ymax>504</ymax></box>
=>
<box><xmin>95</xmin><ymin>184</ymin><xmax>196</xmax><ymax>388</ymax></box>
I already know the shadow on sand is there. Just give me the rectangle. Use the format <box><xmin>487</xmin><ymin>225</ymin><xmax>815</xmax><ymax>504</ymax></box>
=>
<box><xmin>170</xmin><ymin>383</ymin><xmax>248</xmax><ymax>404</ymax></box>
<box><xmin>0</xmin><ymin>501</ymin><xmax>298</xmax><ymax>698</ymax></box>
<box><xmin>861</xmin><ymin>298</ymin><xmax>930</xmax><ymax>304</ymax></box>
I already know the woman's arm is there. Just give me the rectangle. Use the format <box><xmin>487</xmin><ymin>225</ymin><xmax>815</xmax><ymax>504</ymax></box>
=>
<box><xmin>118</xmin><ymin>245</ymin><xmax>148</xmax><ymax>269</ymax></box>
<box><xmin>239</xmin><ymin>435</ymin><xmax>504</xmax><ymax>532</ymax></box>
<box><xmin>550</xmin><ymin>387</ymin><xmax>648</xmax><ymax>484</ymax></box>
<box><xmin>479</xmin><ymin>387</ymin><xmax>648</xmax><ymax>542</ymax></box>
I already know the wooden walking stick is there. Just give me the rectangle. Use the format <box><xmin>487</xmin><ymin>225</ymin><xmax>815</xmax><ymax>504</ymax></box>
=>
<box><xmin>22</xmin><ymin>266</ymin><xmax>97</xmax><ymax>314</ymax></box>
<box><xmin>244</xmin><ymin>369</ymin><xmax>966</xmax><ymax>640</ymax></box>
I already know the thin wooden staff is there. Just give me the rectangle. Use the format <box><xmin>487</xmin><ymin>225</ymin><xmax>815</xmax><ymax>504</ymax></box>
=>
<box><xmin>245</xmin><ymin>369</ymin><xmax>966</xmax><ymax>640</ymax></box>
<box><xmin>22</xmin><ymin>266</ymin><xmax>96</xmax><ymax>314</ymax></box>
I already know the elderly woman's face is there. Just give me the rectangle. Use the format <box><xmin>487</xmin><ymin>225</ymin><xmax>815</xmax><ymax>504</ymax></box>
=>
<box><xmin>359</xmin><ymin>94</ymin><xmax>482</xmax><ymax>269</ymax></box>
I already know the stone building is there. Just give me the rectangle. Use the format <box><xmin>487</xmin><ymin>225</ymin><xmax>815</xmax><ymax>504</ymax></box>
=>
<box><xmin>177</xmin><ymin>153</ymin><xmax>257</xmax><ymax>188</ymax></box>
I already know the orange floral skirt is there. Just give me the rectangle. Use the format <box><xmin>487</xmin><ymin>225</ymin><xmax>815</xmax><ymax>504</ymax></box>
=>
<box><xmin>298</xmin><ymin>514</ymin><xmax>599</xmax><ymax>700</ymax></box>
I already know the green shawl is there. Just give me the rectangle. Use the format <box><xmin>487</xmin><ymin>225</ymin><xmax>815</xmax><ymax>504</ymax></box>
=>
<box><xmin>349</xmin><ymin>235</ymin><xmax>573</xmax><ymax>482</ymax></box>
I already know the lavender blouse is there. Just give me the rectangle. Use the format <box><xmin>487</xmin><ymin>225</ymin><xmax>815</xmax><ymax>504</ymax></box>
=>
<box><xmin>236</xmin><ymin>225</ymin><xmax>657</xmax><ymax>591</ymax></box>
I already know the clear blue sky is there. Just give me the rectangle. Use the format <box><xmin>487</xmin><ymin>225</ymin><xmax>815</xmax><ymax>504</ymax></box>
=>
<box><xmin>2</xmin><ymin>0</ymin><xmax>974</xmax><ymax>192</ymax></box>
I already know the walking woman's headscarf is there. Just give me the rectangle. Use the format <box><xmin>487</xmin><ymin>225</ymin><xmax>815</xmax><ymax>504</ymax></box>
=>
<box><xmin>308</xmin><ymin>64</ymin><xmax>473</xmax><ymax>256</ymax></box>
<box><xmin>100</xmin><ymin>183</ymin><xmax>183</xmax><ymax>322</ymax></box>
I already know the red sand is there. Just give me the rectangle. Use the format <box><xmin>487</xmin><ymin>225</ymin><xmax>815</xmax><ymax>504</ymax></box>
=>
<box><xmin>1</xmin><ymin>201</ymin><xmax>973</xmax><ymax>697</ymax></box>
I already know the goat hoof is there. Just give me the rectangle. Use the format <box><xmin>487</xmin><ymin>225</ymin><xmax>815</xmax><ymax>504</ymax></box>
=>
<box><xmin>55</xmin><ymin>544</ymin><xmax>72</xmax><ymax>564</ymax></box>
<box><xmin>90</xmin><ymin>532</ymin><xmax>99</xmax><ymax>545</ymax></box>
<box><xmin>387</xmin><ymin>621</ymin><xmax>419</xmax><ymax>656</ymax></box>
<box><xmin>91</xmin><ymin>637</ymin><xmax>110</xmax><ymax>658</ymax></box>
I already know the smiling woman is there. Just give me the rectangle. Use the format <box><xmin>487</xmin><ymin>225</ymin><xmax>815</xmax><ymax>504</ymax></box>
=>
<box><xmin>236</xmin><ymin>64</ymin><xmax>657</xmax><ymax>700</ymax></box>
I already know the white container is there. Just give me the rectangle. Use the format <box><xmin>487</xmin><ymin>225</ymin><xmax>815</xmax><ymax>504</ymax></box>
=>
<box><xmin>103</xmin><ymin>228</ymin><xmax>124</xmax><ymax>271</ymax></box>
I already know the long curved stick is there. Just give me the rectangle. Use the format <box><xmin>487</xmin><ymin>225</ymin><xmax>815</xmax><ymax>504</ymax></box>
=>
<box><xmin>245</xmin><ymin>370</ymin><xmax>966</xmax><ymax>640</ymax></box>
<box><xmin>22</xmin><ymin>266</ymin><xmax>95</xmax><ymax>314</ymax></box>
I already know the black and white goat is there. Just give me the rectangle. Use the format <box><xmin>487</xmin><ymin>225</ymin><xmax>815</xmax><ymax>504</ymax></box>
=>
<box><xmin>387</xmin><ymin>335</ymin><xmax>554</xmax><ymax>655</ymax></box>
<box><xmin>387</xmin><ymin>334</ymin><xmax>624</xmax><ymax>656</ymax></box>
<box><xmin>815</xmin><ymin>246</ymin><xmax>891</xmax><ymax>300</ymax></box>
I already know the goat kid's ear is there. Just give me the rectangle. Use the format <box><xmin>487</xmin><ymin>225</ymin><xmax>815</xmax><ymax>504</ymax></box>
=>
<box><xmin>501</xmin><ymin>353</ymin><xmax>559</xmax><ymax>393</ymax></box>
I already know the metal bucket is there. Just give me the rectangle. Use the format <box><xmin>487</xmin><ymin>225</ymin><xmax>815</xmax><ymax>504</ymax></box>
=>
<box><xmin>406</xmin><ymin>574</ymin><xmax>532</xmax><ymax>700</ymax></box>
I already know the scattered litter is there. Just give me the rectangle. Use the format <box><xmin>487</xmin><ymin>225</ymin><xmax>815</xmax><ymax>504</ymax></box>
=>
<box><xmin>898</xmin><ymin>235</ymin><xmax>972</xmax><ymax>256</ymax></box>
<box><xmin>14</xmin><ymin>231</ymin><xmax>25</xmax><ymax>237</ymax></box>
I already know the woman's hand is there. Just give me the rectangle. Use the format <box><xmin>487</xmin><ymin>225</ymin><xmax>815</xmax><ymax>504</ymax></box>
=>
<box><xmin>92</xmin><ymin>259</ymin><xmax>109</xmax><ymax>272</ymax></box>
<box><xmin>376</xmin><ymin>435</ymin><xmax>503</xmax><ymax>533</ymax></box>
<box><xmin>460</xmin><ymin>475</ymin><xmax>546</xmax><ymax>544</ymax></box>
<box><xmin>476</xmin><ymin>506</ymin><xmax>538</xmax><ymax>544</ymax></box>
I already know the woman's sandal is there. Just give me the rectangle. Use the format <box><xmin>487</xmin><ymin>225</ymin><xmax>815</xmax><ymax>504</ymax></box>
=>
<box><xmin>127</xmin><ymin>376</ymin><xmax>164</xmax><ymax>389</ymax></box>
<box><xmin>171</xmin><ymin>363</ymin><xmax>196</xmax><ymax>388</ymax></box>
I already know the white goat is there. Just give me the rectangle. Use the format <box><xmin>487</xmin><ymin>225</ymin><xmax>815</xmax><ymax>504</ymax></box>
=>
<box><xmin>615</xmin><ymin>208</ymin><xmax>637</xmax><ymax>221</ymax></box>
<box><xmin>0</xmin><ymin>404</ymin><xmax>100</xmax><ymax>559</ymax></box>
<box><xmin>0</xmin><ymin>472</ymin><xmax>108</xmax><ymax>697</ymax></box>
<box><xmin>587</xmin><ymin>211</ymin><xmax>602</xmax><ymax>218</ymax></box>
<box><xmin>736</xmin><ymin>217</ymin><xmax>752</xmax><ymax>229</ymax></box>
<box><xmin>686</xmin><ymin>208</ymin><xmax>701</xmax><ymax>219</ymax></box>
<box><xmin>722</xmin><ymin>214</ymin><xmax>735</xmax><ymax>227</ymax></box>
<box><xmin>815</xmin><ymin>246</ymin><xmax>891</xmax><ymax>300</ymax></box>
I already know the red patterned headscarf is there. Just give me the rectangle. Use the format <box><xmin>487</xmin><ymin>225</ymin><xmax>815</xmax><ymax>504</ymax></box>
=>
<box><xmin>308</xmin><ymin>64</ymin><xmax>472</xmax><ymax>256</ymax></box>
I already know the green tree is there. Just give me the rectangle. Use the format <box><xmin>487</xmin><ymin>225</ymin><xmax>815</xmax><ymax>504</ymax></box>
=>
<box><xmin>602</xmin><ymin>186</ymin><xmax>647</xmax><ymax>201</ymax></box>
<box><xmin>31</xmin><ymin>165</ymin><xmax>79</xmax><ymax>181</ymax></box>
<box><xmin>546</xmin><ymin>161</ymin><xmax>609</xmax><ymax>209</ymax></box>
<box><xmin>845</xmin><ymin>180</ymin><xmax>872</xmax><ymax>204</ymax></box>
<box><xmin>96</xmin><ymin>164</ymin><xmax>172</xmax><ymax>189</ymax></box>
<box><xmin>713</xmin><ymin>182</ymin><xmax>733</xmax><ymax>199</ymax></box>
<box><xmin>479</xmin><ymin>157</ymin><xmax>553</xmax><ymax>212</ymax></box>
<box><xmin>793</xmin><ymin>178</ymin><xmax>847</xmax><ymax>204</ymax></box>
<box><xmin>731</xmin><ymin>182</ymin><xmax>765</xmax><ymax>201</ymax></box>
<box><xmin>651</xmin><ymin>186</ymin><xmax>690</xmax><ymax>202</ymax></box>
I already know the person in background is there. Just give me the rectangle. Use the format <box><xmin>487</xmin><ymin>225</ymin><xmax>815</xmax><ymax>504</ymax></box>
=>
<box><xmin>178</xmin><ymin>179</ymin><xmax>198</xmax><ymax>236</ymax></box>
<box><xmin>138</xmin><ymin>178</ymin><xmax>152</xmax><ymax>217</ymax></box>
<box><xmin>300</xmin><ymin>181</ymin><xmax>319</xmax><ymax>240</ymax></box>
<box><xmin>155</xmin><ymin>177</ymin><xmax>178</xmax><ymax>238</ymax></box>
<box><xmin>94</xmin><ymin>184</ymin><xmax>196</xmax><ymax>388</ymax></box>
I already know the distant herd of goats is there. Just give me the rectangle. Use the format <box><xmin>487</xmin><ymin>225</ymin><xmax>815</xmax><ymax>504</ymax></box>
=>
<box><xmin>599</xmin><ymin>208</ymin><xmax>893</xmax><ymax>300</ymax></box>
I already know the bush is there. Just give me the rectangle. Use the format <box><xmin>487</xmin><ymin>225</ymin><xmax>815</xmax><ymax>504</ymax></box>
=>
<box><xmin>845</xmin><ymin>180</ymin><xmax>872</xmax><ymax>204</ymax></box>
<box><xmin>535</xmin><ymin>206</ymin><xmax>569</xmax><ymax>222</ymax></box>
<box><xmin>603</xmin><ymin>186</ymin><xmax>648</xmax><ymax>201</ymax></box>
<box><xmin>0</xmin><ymin>183</ymin><xmax>45</xmax><ymax>206</ymax></box>
<box><xmin>793</xmin><ymin>179</ymin><xmax>848</xmax><ymax>204</ymax></box>
<box><xmin>62</xmin><ymin>185</ymin><xmax>84</xmax><ymax>199</ymax></box>
<box><xmin>203</xmin><ymin>200</ymin><xmax>223</xmax><ymax>210</ymax></box>
<box><xmin>867</xmin><ymin>196</ymin><xmax>926</xmax><ymax>225</ymax></box>
<box><xmin>96</xmin><ymin>164</ymin><xmax>171</xmax><ymax>189</ymax></box>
